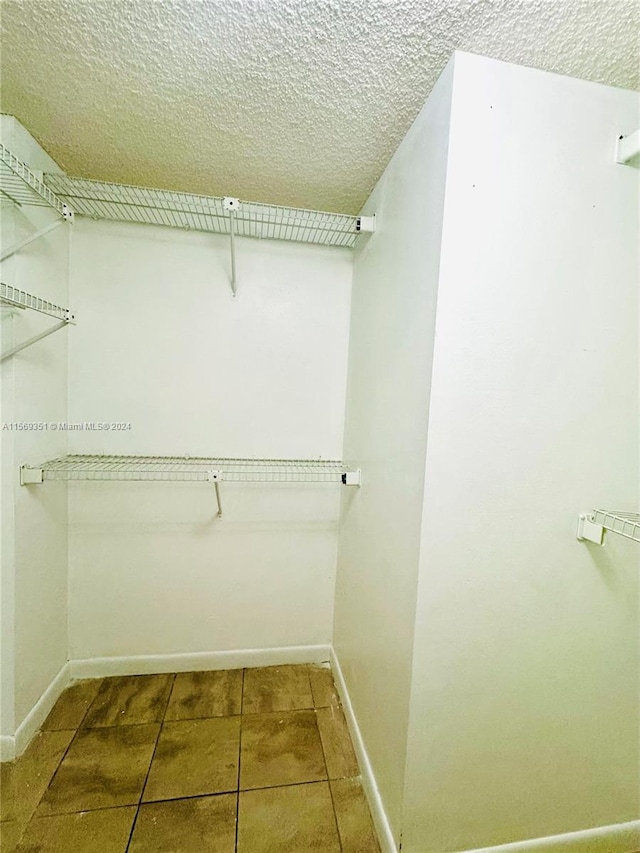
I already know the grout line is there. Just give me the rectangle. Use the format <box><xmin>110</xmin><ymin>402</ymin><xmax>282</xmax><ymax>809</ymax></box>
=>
<box><xmin>237</xmin><ymin>777</ymin><xmax>351</xmax><ymax>796</ymax></box>
<box><xmin>235</xmin><ymin>668</ymin><xmax>246</xmax><ymax>853</ymax></box>
<box><xmin>114</xmin><ymin>777</ymin><xmax>353</xmax><ymax>808</ymax></box>
<box><xmin>327</xmin><ymin>775</ymin><xmax>345</xmax><ymax>853</ymax></box>
<box><xmin>28</xmin><ymin>726</ymin><xmax>82</xmax><ymax>821</ymax></box>
<box><xmin>314</xmin><ymin>696</ymin><xmax>344</xmax><ymax>851</ymax></box>
<box><xmin>124</xmin><ymin>673</ymin><xmax>176</xmax><ymax>853</ymax></box>
<box><xmin>23</xmin><ymin>802</ymin><xmax>145</xmax><ymax>818</ymax></box>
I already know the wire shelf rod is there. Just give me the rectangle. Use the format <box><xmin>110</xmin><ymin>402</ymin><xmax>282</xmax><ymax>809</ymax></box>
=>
<box><xmin>1</xmin><ymin>283</ymin><xmax>75</xmax><ymax>362</ymax></box>
<box><xmin>0</xmin><ymin>145</ymin><xmax>73</xmax><ymax>219</ymax></box>
<box><xmin>1</xmin><ymin>283</ymin><xmax>73</xmax><ymax>321</ymax></box>
<box><xmin>43</xmin><ymin>175</ymin><xmax>359</xmax><ymax>248</ymax></box>
<box><xmin>21</xmin><ymin>455</ymin><xmax>361</xmax><ymax>486</ymax></box>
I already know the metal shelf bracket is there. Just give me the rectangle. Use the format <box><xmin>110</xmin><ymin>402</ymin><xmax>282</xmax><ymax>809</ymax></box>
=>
<box><xmin>222</xmin><ymin>197</ymin><xmax>240</xmax><ymax>297</ymax></box>
<box><xmin>577</xmin><ymin>509</ymin><xmax>640</xmax><ymax>545</ymax></box>
<box><xmin>20</xmin><ymin>465</ymin><xmax>44</xmax><ymax>485</ymax></box>
<box><xmin>576</xmin><ymin>513</ymin><xmax>604</xmax><ymax>544</ymax></box>
<box><xmin>1</xmin><ymin>283</ymin><xmax>75</xmax><ymax>361</ymax></box>
<box><xmin>615</xmin><ymin>130</ymin><xmax>640</xmax><ymax>165</ymax></box>
<box><xmin>1</xmin><ymin>318</ymin><xmax>72</xmax><ymax>362</ymax></box>
<box><xmin>0</xmin><ymin>216</ymin><xmax>71</xmax><ymax>263</ymax></box>
<box><xmin>356</xmin><ymin>215</ymin><xmax>376</xmax><ymax>235</ymax></box>
<box><xmin>207</xmin><ymin>470</ymin><xmax>223</xmax><ymax>517</ymax></box>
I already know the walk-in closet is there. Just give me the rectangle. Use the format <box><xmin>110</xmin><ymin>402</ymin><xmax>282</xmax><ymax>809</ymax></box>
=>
<box><xmin>1</xmin><ymin>2</ymin><xmax>639</xmax><ymax>852</ymax></box>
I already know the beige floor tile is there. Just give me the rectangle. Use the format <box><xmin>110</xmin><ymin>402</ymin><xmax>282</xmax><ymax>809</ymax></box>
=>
<box><xmin>15</xmin><ymin>806</ymin><xmax>136</xmax><ymax>853</ymax></box>
<box><xmin>143</xmin><ymin>717</ymin><xmax>240</xmax><ymax>802</ymax></box>
<box><xmin>309</xmin><ymin>666</ymin><xmax>340</xmax><ymax>708</ymax></box>
<box><xmin>0</xmin><ymin>730</ymin><xmax>75</xmax><ymax>825</ymax></box>
<box><xmin>82</xmin><ymin>674</ymin><xmax>174</xmax><ymax>728</ymax></box>
<box><xmin>316</xmin><ymin>705</ymin><xmax>359</xmax><ymax>779</ymax></box>
<box><xmin>242</xmin><ymin>665</ymin><xmax>313</xmax><ymax>713</ymax></box>
<box><xmin>165</xmin><ymin>670</ymin><xmax>242</xmax><ymax>720</ymax></box>
<box><xmin>0</xmin><ymin>760</ymin><xmax>13</xmax><ymax>822</ymax></box>
<box><xmin>331</xmin><ymin>777</ymin><xmax>381</xmax><ymax>853</ymax></box>
<box><xmin>42</xmin><ymin>680</ymin><xmax>103</xmax><ymax>731</ymax></box>
<box><xmin>237</xmin><ymin>782</ymin><xmax>341</xmax><ymax>852</ymax></box>
<box><xmin>240</xmin><ymin>710</ymin><xmax>326</xmax><ymax>790</ymax></box>
<box><xmin>129</xmin><ymin>794</ymin><xmax>237</xmax><ymax>853</ymax></box>
<box><xmin>0</xmin><ymin>819</ymin><xmax>24</xmax><ymax>853</ymax></box>
<box><xmin>37</xmin><ymin>724</ymin><xmax>159</xmax><ymax>815</ymax></box>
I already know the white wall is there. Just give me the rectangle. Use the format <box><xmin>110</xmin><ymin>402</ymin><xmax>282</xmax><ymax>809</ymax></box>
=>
<box><xmin>403</xmin><ymin>54</ymin><xmax>640</xmax><ymax>851</ymax></box>
<box><xmin>67</xmin><ymin>220</ymin><xmax>352</xmax><ymax>659</ymax></box>
<box><xmin>333</xmin><ymin>59</ymin><xmax>455</xmax><ymax>842</ymax></box>
<box><xmin>0</xmin><ymin>117</ymin><xmax>69</xmax><ymax>737</ymax></box>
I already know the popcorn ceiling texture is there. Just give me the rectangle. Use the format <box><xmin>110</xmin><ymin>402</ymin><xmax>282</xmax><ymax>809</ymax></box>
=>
<box><xmin>1</xmin><ymin>0</ymin><xmax>638</xmax><ymax>214</ymax></box>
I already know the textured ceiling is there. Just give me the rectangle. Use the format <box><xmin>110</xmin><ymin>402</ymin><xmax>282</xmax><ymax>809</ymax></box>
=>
<box><xmin>1</xmin><ymin>0</ymin><xmax>639</xmax><ymax>214</ymax></box>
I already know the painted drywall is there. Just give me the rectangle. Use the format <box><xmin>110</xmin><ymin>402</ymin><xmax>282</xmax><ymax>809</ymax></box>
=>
<box><xmin>0</xmin><ymin>116</ymin><xmax>69</xmax><ymax>735</ymax></box>
<box><xmin>402</xmin><ymin>54</ymin><xmax>640</xmax><ymax>851</ymax></box>
<box><xmin>2</xmin><ymin>1</ymin><xmax>639</xmax><ymax>213</ymax></box>
<box><xmin>67</xmin><ymin>219</ymin><xmax>352</xmax><ymax>659</ymax></box>
<box><xmin>333</xmin><ymin>58</ymin><xmax>455</xmax><ymax>843</ymax></box>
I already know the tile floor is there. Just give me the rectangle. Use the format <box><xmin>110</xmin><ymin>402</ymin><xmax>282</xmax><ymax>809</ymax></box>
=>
<box><xmin>0</xmin><ymin>664</ymin><xmax>381</xmax><ymax>852</ymax></box>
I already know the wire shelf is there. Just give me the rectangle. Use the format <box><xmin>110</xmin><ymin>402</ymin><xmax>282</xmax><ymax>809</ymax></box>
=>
<box><xmin>43</xmin><ymin>175</ymin><xmax>359</xmax><ymax>248</ymax></box>
<box><xmin>0</xmin><ymin>145</ymin><xmax>72</xmax><ymax>218</ymax></box>
<box><xmin>592</xmin><ymin>510</ymin><xmax>640</xmax><ymax>544</ymax></box>
<box><xmin>1</xmin><ymin>282</ymin><xmax>73</xmax><ymax>321</ymax></box>
<box><xmin>22</xmin><ymin>455</ymin><xmax>360</xmax><ymax>485</ymax></box>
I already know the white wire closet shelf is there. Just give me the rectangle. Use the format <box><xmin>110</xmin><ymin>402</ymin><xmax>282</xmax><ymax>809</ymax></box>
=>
<box><xmin>0</xmin><ymin>144</ymin><xmax>72</xmax><ymax>219</ymax></box>
<box><xmin>1</xmin><ymin>282</ymin><xmax>75</xmax><ymax>362</ymax></box>
<box><xmin>577</xmin><ymin>510</ymin><xmax>640</xmax><ymax>545</ymax></box>
<box><xmin>43</xmin><ymin>174</ymin><xmax>360</xmax><ymax>248</ymax></box>
<box><xmin>1</xmin><ymin>282</ymin><xmax>73</xmax><ymax>321</ymax></box>
<box><xmin>21</xmin><ymin>455</ymin><xmax>362</xmax><ymax>485</ymax></box>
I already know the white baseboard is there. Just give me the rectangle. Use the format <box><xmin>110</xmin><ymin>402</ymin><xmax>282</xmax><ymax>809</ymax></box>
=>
<box><xmin>0</xmin><ymin>735</ymin><xmax>16</xmax><ymax>762</ymax></box>
<box><xmin>330</xmin><ymin>648</ymin><xmax>397</xmax><ymax>853</ymax></box>
<box><xmin>2</xmin><ymin>646</ymin><xmax>330</xmax><ymax>762</ymax></box>
<box><xmin>460</xmin><ymin>820</ymin><xmax>640</xmax><ymax>853</ymax></box>
<box><xmin>68</xmin><ymin>644</ymin><xmax>331</xmax><ymax>680</ymax></box>
<box><xmin>1</xmin><ymin>663</ymin><xmax>72</xmax><ymax>762</ymax></box>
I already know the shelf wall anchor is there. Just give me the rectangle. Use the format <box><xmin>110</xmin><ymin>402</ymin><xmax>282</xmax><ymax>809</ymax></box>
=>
<box><xmin>577</xmin><ymin>510</ymin><xmax>640</xmax><ymax>545</ymax></box>
<box><xmin>616</xmin><ymin>130</ymin><xmax>640</xmax><ymax>165</ymax></box>
<box><xmin>576</xmin><ymin>513</ymin><xmax>604</xmax><ymax>545</ymax></box>
<box><xmin>223</xmin><ymin>197</ymin><xmax>240</xmax><ymax>297</ymax></box>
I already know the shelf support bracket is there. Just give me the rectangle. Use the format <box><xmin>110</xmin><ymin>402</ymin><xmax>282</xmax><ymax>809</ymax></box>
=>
<box><xmin>0</xmin><ymin>215</ymin><xmax>70</xmax><ymax>263</ymax></box>
<box><xmin>207</xmin><ymin>470</ymin><xmax>223</xmax><ymax>517</ymax></box>
<box><xmin>223</xmin><ymin>197</ymin><xmax>240</xmax><ymax>297</ymax></box>
<box><xmin>1</xmin><ymin>318</ymin><xmax>72</xmax><ymax>362</ymax></box>
<box><xmin>616</xmin><ymin>130</ymin><xmax>640</xmax><ymax>165</ymax></box>
<box><xmin>576</xmin><ymin>513</ymin><xmax>604</xmax><ymax>545</ymax></box>
<box><xmin>20</xmin><ymin>465</ymin><xmax>44</xmax><ymax>485</ymax></box>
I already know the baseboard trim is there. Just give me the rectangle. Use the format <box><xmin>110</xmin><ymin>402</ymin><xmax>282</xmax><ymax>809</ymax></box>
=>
<box><xmin>8</xmin><ymin>663</ymin><xmax>71</xmax><ymax>761</ymax></box>
<box><xmin>0</xmin><ymin>735</ymin><xmax>16</xmax><ymax>762</ymax></box>
<box><xmin>459</xmin><ymin>820</ymin><xmax>640</xmax><ymax>853</ymax></box>
<box><xmin>68</xmin><ymin>644</ymin><xmax>332</xmax><ymax>680</ymax></box>
<box><xmin>330</xmin><ymin>648</ymin><xmax>397</xmax><ymax>853</ymax></box>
